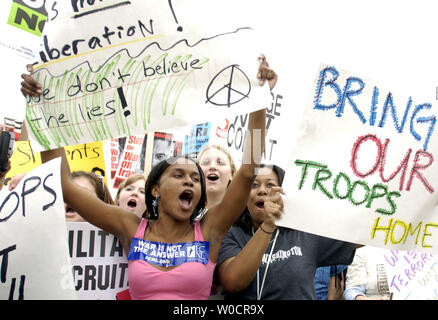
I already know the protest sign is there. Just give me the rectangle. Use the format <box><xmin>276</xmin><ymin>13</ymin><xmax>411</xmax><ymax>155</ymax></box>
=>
<box><xmin>65</xmin><ymin>141</ymin><xmax>107</xmax><ymax>181</ymax></box>
<box><xmin>152</xmin><ymin>132</ymin><xmax>173</xmax><ymax>168</ymax></box>
<box><xmin>67</xmin><ymin>222</ymin><xmax>128</xmax><ymax>300</ymax></box>
<box><xmin>184</xmin><ymin>123</ymin><xmax>210</xmax><ymax>158</ymax></box>
<box><xmin>7</xmin><ymin>0</ymin><xmax>47</xmax><ymax>37</ymax></box>
<box><xmin>4</xmin><ymin>140</ymin><xmax>107</xmax><ymax>187</ymax></box>
<box><xmin>104</xmin><ymin>128</ymin><xmax>187</xmax><ymax>197</ymax></box>
<box><xmin>0</xmin><ymin>158</ymin><xmax>76</xmax><ymax>299</ymax></box>
<box><xmin>106</xmin><ymin>137</ymin><xmax>129</xmax><ymax>181</ymax></box>
<box><xmin>383</xmin><ymin>249</ymin><xmax>438</xmax><ymax>300</ymax></box>
<box><xmin>4</xmin><ymin>140</ymin><xmax>42</xmax><ymax>184</ymax></box>
<box><xmin>1</xmin><ymin>0</ymin><xmax>42</xmax><ymax>125</ymax></box>
<box><xmin>24</xmin><ymin>0</ymin><xmax>270</xmax><ymax>151</ymax></box>
<box><xmin>111</xmin><ymin>135</ymin><xmax>146</xmax><ymax>189</ymax></box>
<box><xmin>208</xmin><ymin>85</ymin><xmax>289</xmax><ymax>168</ymax></box>
<box><xmin>278</xmin><ymin>64</ymin><xmax>438</xmax><ymax>253</ymax></box>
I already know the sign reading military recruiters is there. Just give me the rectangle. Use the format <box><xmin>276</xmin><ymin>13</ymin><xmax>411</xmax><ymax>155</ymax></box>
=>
<box><xmin>67</xmin><ymin>222</ymin><xmax>128</xmax><ymax>300</ymax></box>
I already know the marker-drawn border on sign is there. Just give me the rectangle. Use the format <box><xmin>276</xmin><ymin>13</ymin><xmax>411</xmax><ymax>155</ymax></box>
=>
<box><xmin>33</xmin><ymin>27</ymin><xmax>252</xmax><ymax>75</ymax></box>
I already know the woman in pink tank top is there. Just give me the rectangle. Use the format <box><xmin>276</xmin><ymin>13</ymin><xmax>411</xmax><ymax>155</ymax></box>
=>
<box><xmin>22</xmin><ymin>56</ymin><xmax>278</xmax><ymax>300</ymax></box>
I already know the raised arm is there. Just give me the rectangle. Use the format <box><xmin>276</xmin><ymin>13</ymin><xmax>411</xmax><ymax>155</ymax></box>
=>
<box><xmin>203</xmin><ymin>56</ymin><xmax>278</xmax><ymax>248</ymax></box>
<box><xmin>42</xmin><ymin>148</ymin><xmax>135</xmax><ymax>232</ymax></box>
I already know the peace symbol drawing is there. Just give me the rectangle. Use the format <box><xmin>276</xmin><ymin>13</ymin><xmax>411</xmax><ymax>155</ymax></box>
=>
<box><xmin>205</xmin><ymin>64</ymin><xmax>251</xmax><ymax>108</ymax></box>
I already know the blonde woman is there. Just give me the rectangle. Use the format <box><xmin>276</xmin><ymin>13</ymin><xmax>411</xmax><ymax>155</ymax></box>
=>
<box><xmin>197</xmin><ymin>144</ymin><xmax>237</xmax><ymax>210</ymax></box>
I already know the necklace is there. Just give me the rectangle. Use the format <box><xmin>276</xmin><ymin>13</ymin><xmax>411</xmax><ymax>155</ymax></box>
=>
<box><xmin>252</xmin><ymin>227</ymin><xmax>279</xmax><ymax>300</ymax></box>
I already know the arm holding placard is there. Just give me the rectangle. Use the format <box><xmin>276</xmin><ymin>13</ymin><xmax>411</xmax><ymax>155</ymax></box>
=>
<box><xmin>200</xmin><ymin>55</ymin><xmax>278</xmax><ymax>262</ymax></box>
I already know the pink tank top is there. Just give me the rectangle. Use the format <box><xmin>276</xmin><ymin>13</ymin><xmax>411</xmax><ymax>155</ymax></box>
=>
<box><xmin>128</xmin><ymin>219</ymin><xmax>216</xmax><ymax>300</ymax></box>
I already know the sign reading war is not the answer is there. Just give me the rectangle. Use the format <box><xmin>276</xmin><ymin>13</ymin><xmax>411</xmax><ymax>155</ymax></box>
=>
<box><xmin>278</xmin><ymin>64</ymin><xmax>438</xmax><ymax>253</ymax></box>
<box><xmin>25</xmin><ymin>0</ymin><xmax>270</xmax><ymax>152</ymax></box>
<box><xmin>0</xmin><ymin>158</ymin><xmax>76</xmax><ymax>300</ymax></box>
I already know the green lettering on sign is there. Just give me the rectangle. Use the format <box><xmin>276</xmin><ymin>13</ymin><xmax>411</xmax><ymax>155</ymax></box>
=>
<box><xmin>7</xmin><ymin>2</ymin><xmax>46</xmax><ymax>37</ymax></box>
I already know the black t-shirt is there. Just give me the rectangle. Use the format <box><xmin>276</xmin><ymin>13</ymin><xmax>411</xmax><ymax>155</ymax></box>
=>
<box><xmin>217</xmin><ymin>226</ymin><xmax>355</xmax><ymax>300</ymax></box>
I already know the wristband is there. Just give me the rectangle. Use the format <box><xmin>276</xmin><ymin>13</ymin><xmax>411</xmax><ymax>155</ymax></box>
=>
<box><xmin>259</xmin><ymin>224</ymin><xmax>276</xmax><ymax>235</ymax></box>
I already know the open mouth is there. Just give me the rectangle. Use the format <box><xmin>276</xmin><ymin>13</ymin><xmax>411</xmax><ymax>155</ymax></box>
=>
<box><xmin>207</xmin><ymin>174</ymin><xmax>219</xmax><ymax>182</ymax></box>
<box><xmin>127</xmin><ymin>199</ymin><xmax>137</xmax><ymax>208</ymax></box>
<box><xmin>179</xmin><ymin>190</ymin><xmax>194</xmax><ymax>210</ymax></box>
<box><xmin>255</xmin><ymin>200</ymin><xmax>265</xmax><ymax>209</ymax></box>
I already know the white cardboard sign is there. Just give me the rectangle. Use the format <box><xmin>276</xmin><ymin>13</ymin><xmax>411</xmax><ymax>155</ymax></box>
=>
<box><xmin>25</xmin><ymin>0</ymin><xmax>270</xmax><ymax>151</ymax></box>
<box><xmin>0</xmin><ymin>158</ymin><xmax>76</xmax><ymax>300</ymax></box>
<box><xmin>279</xmin><ymin>64</ymin><xmax>438</xmax><ymax>253</ymax></box>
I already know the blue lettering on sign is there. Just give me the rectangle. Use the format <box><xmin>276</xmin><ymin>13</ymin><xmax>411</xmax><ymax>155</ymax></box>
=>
<box><xmin>313</xmin><ymin>66</ymin><xmax>437</xmax><ymax>151</ymax></box>
<box><xmin>127</xmin><ymin>238</ymin><xmax>209</xmax><ymax>267</ymax></box>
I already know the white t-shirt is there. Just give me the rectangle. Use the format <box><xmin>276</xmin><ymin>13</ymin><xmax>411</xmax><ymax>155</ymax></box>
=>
<box><xmin>345</xmin><ymin>246</ymin><xmax>390</xmax><ymax>299</ymax></box>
